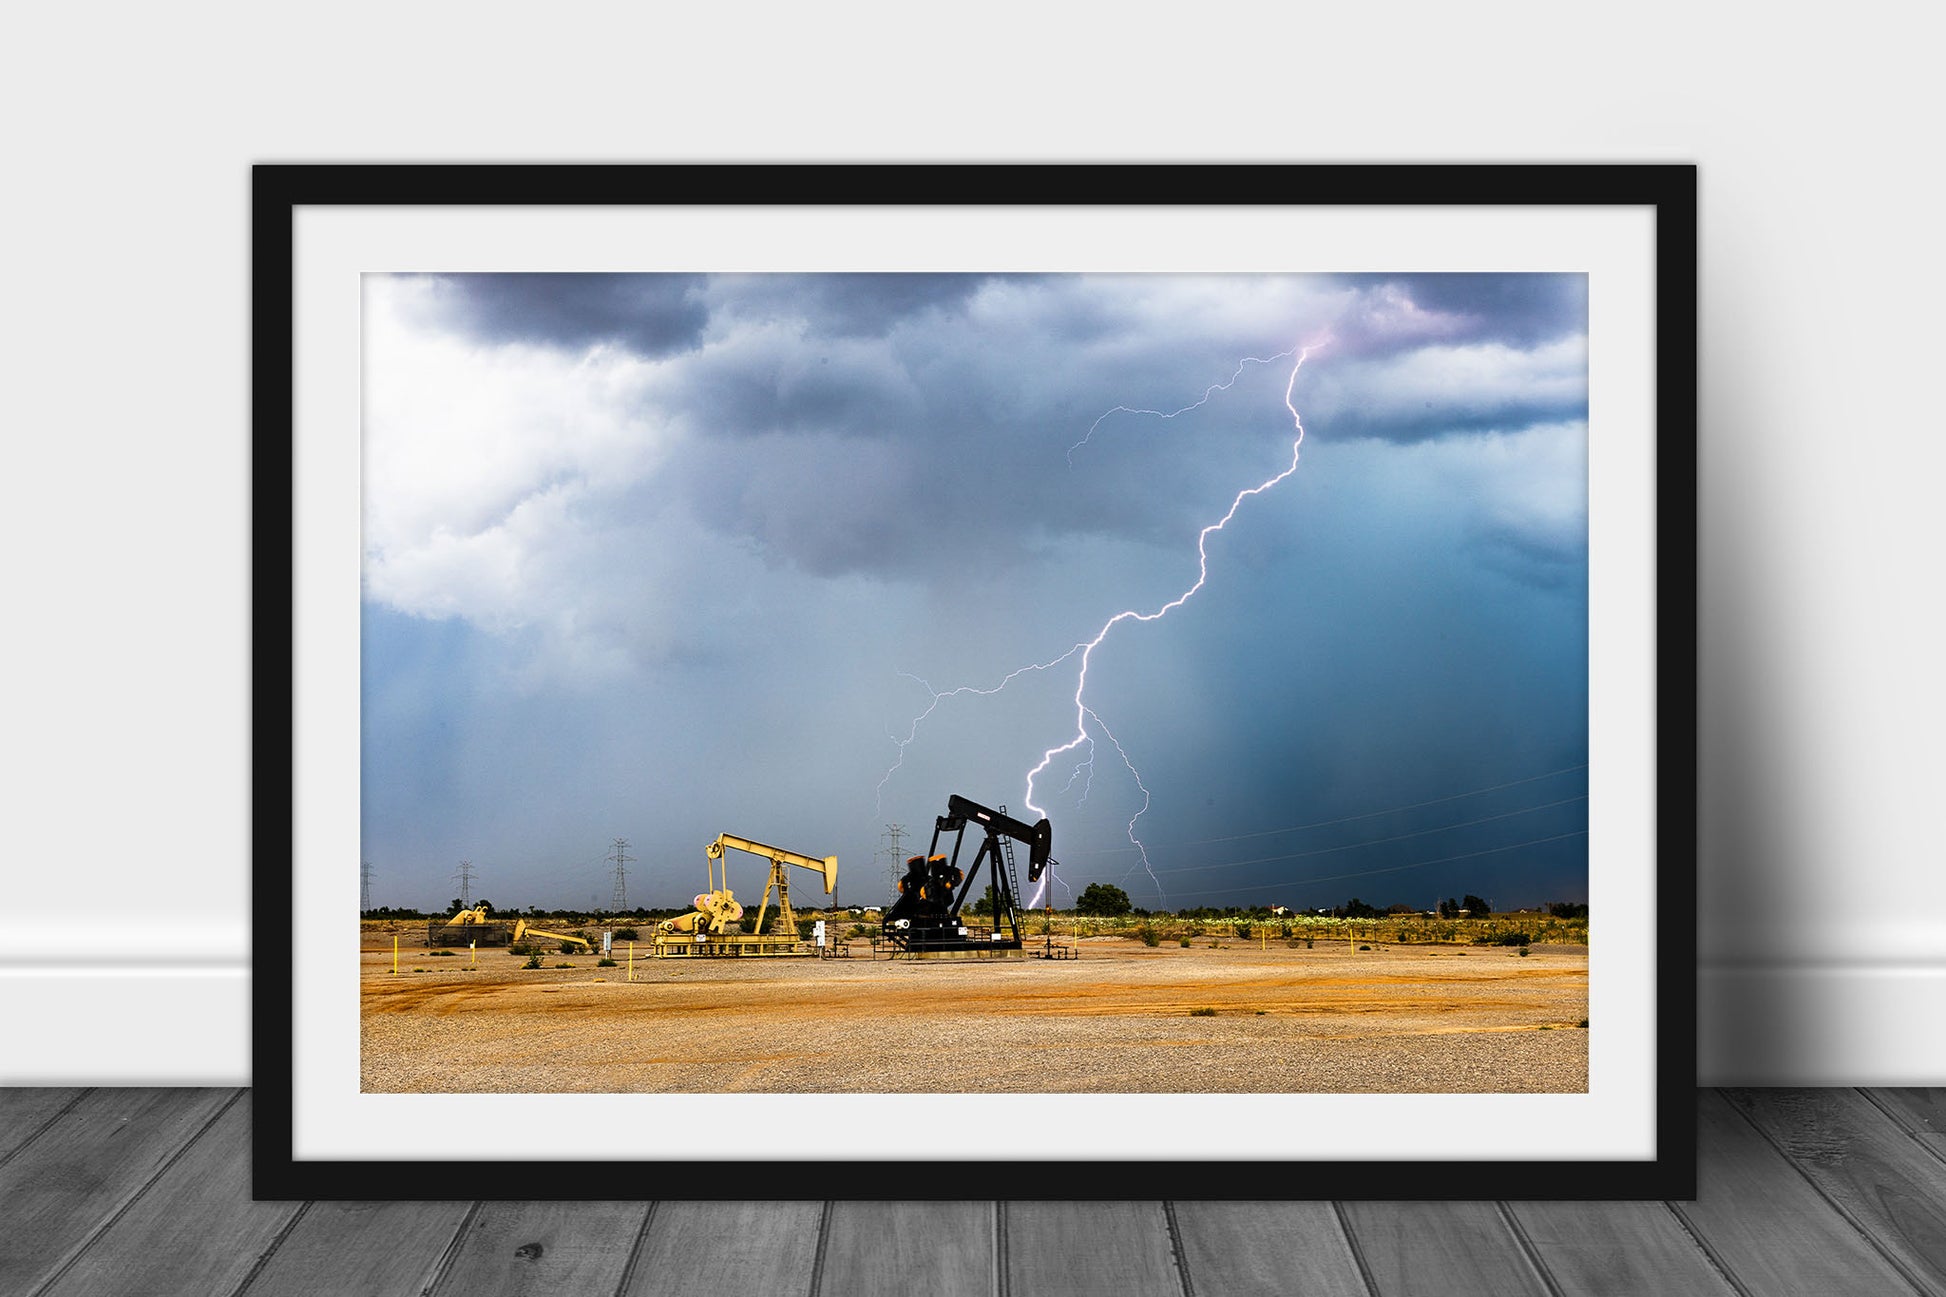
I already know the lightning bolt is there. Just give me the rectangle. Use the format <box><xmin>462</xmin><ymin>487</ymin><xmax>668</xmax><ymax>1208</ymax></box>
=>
<box><xmin>1066</xmin><ymin>346</ymin><xmax>1299</xmax><ymax>466</ymax></box>
<box><xmin>873</xmin><ymin>647</ymin><xmax>1087</xmax><ymax>819</ymax></box>
<box><xmin>1024</xmin><ymin>344</ymin><xmax>1321</xmax><ymax>904</ymax></box>
<box><xmin>884</xmin><ymin>339</ymin><xmax>1325</xmax><ymax>909</ymax></box>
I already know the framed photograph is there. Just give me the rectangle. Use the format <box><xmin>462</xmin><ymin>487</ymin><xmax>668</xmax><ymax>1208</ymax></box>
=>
<box><xmin>256</xmin><ymin>163</ymin><xmax>1696</xmax><ymax>1200</ymax></box>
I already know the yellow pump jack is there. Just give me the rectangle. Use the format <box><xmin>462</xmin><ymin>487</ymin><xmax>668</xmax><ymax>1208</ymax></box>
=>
<box><xmin>435</xmin><ymin>906</ymin><xmax>589</xmax><ymax>951</ymax></box>
<box><xmin>511</xmin><ymin>919</ymin><xmax>590</xmax><ymax>951</ymax></box>
<box><xmin>655</xmin><ymin>834</ymin><xmax>837</xmax><ymax>954</ymax></box>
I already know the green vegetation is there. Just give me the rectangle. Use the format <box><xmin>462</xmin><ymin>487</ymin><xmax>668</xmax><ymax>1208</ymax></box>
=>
<box><xmin>1022</xmin><ymin>908</ymin><xmax>1586</xmax><ymax>948</ymax></box>
<box><xmin>1189</xmin><ymin>1007</ymin><xmax>1217</xmax><ymax>1017</ymax></box>
<box><xmin>522</xmin><ymin>953</ymin><xmax>543</xmax><ymax>969</ymax></box>
<box><xmin>1075</xmin><ymin>883</ymin><xmax>1134</xmax><ymax>917</ymax></box>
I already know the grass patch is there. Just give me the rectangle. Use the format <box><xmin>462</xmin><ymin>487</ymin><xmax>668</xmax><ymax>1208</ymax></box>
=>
<box><xmin>523</xmin><ymin>953</ymin><xmax>543</xmax><ymax>969</ymax></box>
<box><xmin>1189</xmin><ymin>1007</ymin><xmax>1217</xmax><ymax>1017</ymax></box>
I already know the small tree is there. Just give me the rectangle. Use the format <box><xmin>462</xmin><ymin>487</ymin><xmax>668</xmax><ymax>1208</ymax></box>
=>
<box><xmin>969</xmin><ymin>884</ymin><xmax>999</xmax><ymax>917</ymax></box>
<box><xmin>1075</xmin><ymin>883</ymin><xmax>1133</xmax><ymax>917</ymax></box>
<box><xmin>1438</xmin><ymin>897</ymin><xmax>1461</xmax><ymax>919</ymax></box>
<box><xmin>1462</xmin><ymin>894</ymin><xmax>1491</xmax><ymax>918</ymax></box>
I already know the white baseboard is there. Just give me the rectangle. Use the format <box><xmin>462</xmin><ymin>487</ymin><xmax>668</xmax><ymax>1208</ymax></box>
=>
<box><xmin>0</xmin><ymin>965</ymin><xmax>250</xmax><ymax>1085</ymax></box>
<box><xmin>3</xmin><ymin>961</ymin><xmax>1940</xmax><ymax>1086</ymax></box>
<box><xmin>1699</xmin><ymin>962</ymin><xmax>1946</xmax><ymax>1085</ymax></box>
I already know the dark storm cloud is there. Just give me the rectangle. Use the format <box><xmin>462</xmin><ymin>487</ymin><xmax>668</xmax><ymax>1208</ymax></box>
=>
<box><xmin>657</xmin><ymin>326</ymin><xmax>928</xmax><ymax>441</ymax></box>
<box><xmin>1300</xmin><ymin>343</ymin><xmax>1588</xmax><ymax>444</ymax></box>
<box><xmin>1307</xmin><ymin>385</ymin><xmax>1588</xmax><ymax>444</ymax></box>
<box><xmin>1327</xmin><ymin>273</ymin><xmax>1587</xmax><ymax>348</ymax></box>
<box><xmin>374</xmin><ymin>269</ymin><xmax>1589</xmax><ymax>609</ymax></box>
<box><xmin>704</xmin><ymin>273</ymin><xmax>997</xmax><ymax>337</ymax></box>
<box><xmin>425</xmin><ymin>273</ymin><xmax>711</xmax><ymax>356</ymax></box>
<box><xmin>643</xmin><ymin>274</ymin><xmax>1588</xmax><ymax>586</ymax></box>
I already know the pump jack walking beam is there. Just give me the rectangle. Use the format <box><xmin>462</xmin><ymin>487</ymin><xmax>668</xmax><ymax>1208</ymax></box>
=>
<box><xmin>705</xmin><ymin>834</ymin><xmax>838</xmax><ymax>940</ymax></box>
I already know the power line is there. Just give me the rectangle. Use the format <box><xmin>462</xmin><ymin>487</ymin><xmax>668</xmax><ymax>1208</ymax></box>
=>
<box><xmin>1183</xmin><ymin>830</ymin><xmax>1590</xmax><ymax>901</ymax></box>
<box><xmin>1136</xmin><ymin>795</ymin><xmax>1588</xmax><ymax>881</ymax></box>
<box><xmin>1081</xmin><ymin>763</ymin><xmax>1589</xmax><ymax>856</ymax></box>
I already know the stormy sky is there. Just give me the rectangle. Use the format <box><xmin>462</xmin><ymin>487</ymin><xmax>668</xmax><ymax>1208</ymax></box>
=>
<box><xmin>360</xmin><ymin>272</ymin><xmax>1589</xmax><ymax>915</ymax></box>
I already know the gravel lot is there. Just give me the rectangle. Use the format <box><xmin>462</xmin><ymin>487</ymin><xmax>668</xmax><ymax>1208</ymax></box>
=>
<box><xmin>361</xmin><ymin>936</ymin><xmax>1588</xmax><ymax>1094</ymax></box>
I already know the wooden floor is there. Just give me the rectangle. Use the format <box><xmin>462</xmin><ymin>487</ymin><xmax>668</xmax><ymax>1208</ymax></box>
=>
<box><xmin>0</xmin><ymin>1090</ymin><xmax>1942</xmax><ymax>1295</ymax></box>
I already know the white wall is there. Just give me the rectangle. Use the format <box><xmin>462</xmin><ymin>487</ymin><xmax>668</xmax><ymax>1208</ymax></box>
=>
<box><xmin>3</xmin><ymin>1</ymin><xmax>1939</xmax><ymax>1086</ymax></box>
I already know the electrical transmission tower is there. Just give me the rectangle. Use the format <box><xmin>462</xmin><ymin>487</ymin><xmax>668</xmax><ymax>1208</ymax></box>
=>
<box><xmin>360</xmin><ymin>860</ymin><xmax>374</xmax><ymax>912</ymax></box>
<box><xmin>877</xmin><ymin>823</ymin><xmax>907</xmax><ymax>897</ymax></box>
<box><xmin>609</xmin><ymin>838</ymin><xmax>634</xmax><ymax>912</ymax></box>
<box><xmin>454</xmin><ymin>860</ymin><xmax>476</xmax><ymax>907</ymax></box>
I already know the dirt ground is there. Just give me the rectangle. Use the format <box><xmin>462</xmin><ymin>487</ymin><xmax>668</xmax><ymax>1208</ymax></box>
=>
<box><xmin>360</xmin><ymin>934</ymin><xmax>1588</xmax><ymax>1094</ymax></box>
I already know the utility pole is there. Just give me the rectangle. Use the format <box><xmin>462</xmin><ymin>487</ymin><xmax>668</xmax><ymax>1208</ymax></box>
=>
<box><xmin>609</xmin><ymin>838</ymin><xmax>634</xmax><ymax>912</ymax></box>
<box><xmin>454</xmin><ymin>860</ymin><xmax>476</xmax><ymax>908</ymax></box>
<box><xmin>361</xmin><ymin>860</ymin><xmax>374</xmax><ymax>913</ymax></box>
<box><xmin>877</xmin><ymin>823</ymin><xmax>907</xmax><ymax>897</ymax></box>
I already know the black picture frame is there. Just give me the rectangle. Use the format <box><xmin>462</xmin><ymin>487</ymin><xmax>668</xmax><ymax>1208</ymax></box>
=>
<box><xmin>254</xmin><ymin>162</ymin><xmax>1697</xmax><ymax>1201</ymax></box>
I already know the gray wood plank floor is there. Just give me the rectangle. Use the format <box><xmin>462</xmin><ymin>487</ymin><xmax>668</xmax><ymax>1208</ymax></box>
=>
<box><xmin>0</xmin><ymin>1089</ymin><xmax>1939</xmax><ymax>1296</ymax></box>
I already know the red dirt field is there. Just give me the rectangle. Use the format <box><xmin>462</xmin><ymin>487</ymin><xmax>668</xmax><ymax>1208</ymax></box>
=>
<box><xmin>359</xmin><ymin>934</ymin><xmax>1588</xmax><ymax>1094</ymax></box>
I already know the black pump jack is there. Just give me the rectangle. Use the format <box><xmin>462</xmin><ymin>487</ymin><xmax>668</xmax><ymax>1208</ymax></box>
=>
<box><xmin>882</xmin><ymin>794</ymin><xmax>1057</xmax><ymax>952</ymax></box>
